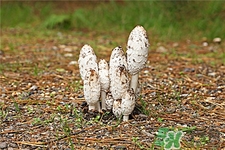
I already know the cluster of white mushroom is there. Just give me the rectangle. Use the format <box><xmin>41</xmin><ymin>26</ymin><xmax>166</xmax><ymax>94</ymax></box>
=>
<box><xmin>78</xmin><ymin>25</ymin><xmax>149</xmax><ymax>121</ymax></box>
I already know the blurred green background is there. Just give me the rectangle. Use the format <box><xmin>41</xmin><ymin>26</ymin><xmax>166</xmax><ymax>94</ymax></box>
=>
<box><xmin>1</xmin><ymin>1</ymin><xmax>225</xmax><ymax>41</ymax></box>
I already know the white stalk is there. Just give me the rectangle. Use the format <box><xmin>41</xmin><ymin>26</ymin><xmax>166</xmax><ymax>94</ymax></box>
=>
<box><xmin>101</xmin><ymin>90</ymin><xmax>107</xmax><ymax>110</ymax></box>
<box><xmin>95</xmin><ymin>102</ymin><xmax>101</xmax><ymax>112</ymax></box>
<box><xmin>89</xmin><ymin>104</ymin><xmax>95</xmax><ymax>111</ymax></box>
<box><xmin>123</xmin><ymin>115</ymin><xmax>129</xmax><ymax>121</ymax></box>
<box><xmin>130</xmin><ymin>73</ymin><xmax>139</xmax><ymax>93</ymax></box>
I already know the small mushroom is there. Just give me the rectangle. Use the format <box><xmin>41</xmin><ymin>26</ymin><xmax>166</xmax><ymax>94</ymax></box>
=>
<box><xmin>110</xmin><ymin>65</ymin><xmax>129</xmax><ymax>100</ymax></box>
<box><xmin>112</xmin><ymin>88</ymin><xmax>136</xmax><ymax>121</ymax></box>
<box><xmin>109</xmin><ymin>46</ymin><xmax>129</xmax><ymax>100</ymax></box>
<box><xmin>121</xmin><ymin>88</ymin><xmax>136</xmax><ymax>121</ymax></box>
<box><xmin>83</xmin><ymin>69</ymin><xmax>101</xmax><ymax>111</ymax></box>
<box><xmin>126</xmin><ymin>26</ymin><xmax>150</xmax><ymax>92</ymax></box>
<box><xmin>112</xmin><ymin>99</ymin><xmax>123</xmax><ymax>118</ymax></box>
<box><xmin>78</xmin><ymin>44</ymin><xmax>98</xmax><ymax>80</ymax></box>
<box><xmin>109</xmin><ymin>46</ymin><xmax>127</xmax><ymax>81</ymax></box>
<box><xmin>98</xmin><ymin>59</ymin><xmax>110</xmax><ymax>110</ymax></box>
<box><xmin>105</xmin><ymin>91</ymin><xmax>114</xmax><ymax>111</ymax></box>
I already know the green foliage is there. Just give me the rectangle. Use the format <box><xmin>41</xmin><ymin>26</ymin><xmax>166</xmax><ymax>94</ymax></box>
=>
<box><xmin>33</xmin><ymin>64</ymin><xmax>42</xmax><ymax>76</ymax></box>
<box><xmin>0</xmin><ymin>2</ymin><xmax>34</xmax><ymax>27</ymax></box>
<box><xmin>13</xmin><ymin>101</ymin><xmax>20</xmax><ymax>113</ymax></box>
<box><xmin>139</xmin><ymin>96</ymin><xmax>150</xmax><ymax>116</ymax></box>
<box><xmin>32</xmin><ymin>117</ymin><xmax>42</xmax><ymax>125</ymax></box>
<box><xmin>1</xmin><ymin>1</ymin><xmax>225</xmax><ymax>40</ymax></box>
<box><xmin>43</xmin><ymin>14</ymin><xmax>72</xmax><ymax>29</ymax></box>
<box><xmin>0</xmin><ymin>103</ymin><xmax>8</xmax><ymax>122</ymax></box>
<box><xmin>73</xmin><ymin>107</ymin><xmax>83</xmax><ymax>128</ymax></box>
<box><xmin>132</xmin><ymin>137</ymin><xmax>145</xmax><ymax>149</ymax></box>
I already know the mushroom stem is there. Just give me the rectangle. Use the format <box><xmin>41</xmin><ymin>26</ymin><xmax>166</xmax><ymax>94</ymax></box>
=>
<box><xmin>130</xmin><ymin>73</ymin><xmax>139</xmax><ymax>93</ymax></box>
<box><xmin>123</xmin><ymin>115</ymin><xmax>129</xmax><ymax>121</ymax></box>
<box><xmin>101</xmin><ymin>91</ymin><xmax>106</xmax><ymax>110</ymax></box>
<box><xmin>88</xmin><ymin>105</ymin><xmax>95</xmax><ymax>111</ymax></box>
<box><xmin>95</xmin><ymin>102</ymin><xmax>101</xmax><ymax>112</ymax></box>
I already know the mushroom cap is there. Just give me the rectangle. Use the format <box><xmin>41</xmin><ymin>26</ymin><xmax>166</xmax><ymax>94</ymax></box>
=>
<box><xmin>105</xmin><ymin>92</ymin><xmax>114</xmax><ymax>110</ymax></box>
<box><xmin>98</xmin><ymin>59</ymin><xmax>110</xmax><ymax>91</ymax></box>
<box><xmin>112</xmin><ymin>99</ymin><xmax>123</xmax><ymax>117</ymax></box>
<box><xmin>83</xmin><ymin>69</ymin><xmax>101</xmax><ymax>105</ymax></box>
<box><xmin>109</xmin><ymin>46</ymin><xmax>127</xmax><ymax>78</ymax></box>
<box><xmin>127</xmin><ymin>26</ymin><xmax>150</xmax><ymax>75</ymax></box>
<box><xmin>121</xmin><ymin>88</ymin><xmax>136</xmax><ymax>116</ymax></box>
<box><xmin>78</xmin><ymin>44</ymin><xmax>98</xmax><ymax>80</ymax></box>
<box><xmin>110</xmin><ymin>65</ymin><xmax>129</xmax><ymax>100</ymax></box>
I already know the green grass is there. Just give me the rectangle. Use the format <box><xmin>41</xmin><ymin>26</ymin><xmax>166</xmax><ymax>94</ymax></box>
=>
<box><xmin>1</xmin><ymin>1</ymin><xmax>225</xmax><ymax>41</ymax></box>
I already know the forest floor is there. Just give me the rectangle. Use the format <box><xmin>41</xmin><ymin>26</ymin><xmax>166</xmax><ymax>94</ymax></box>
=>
<box><xmin>0</xmin><ymin>28</ymin><xmax>225</xmax><ymax>149</ymax></box>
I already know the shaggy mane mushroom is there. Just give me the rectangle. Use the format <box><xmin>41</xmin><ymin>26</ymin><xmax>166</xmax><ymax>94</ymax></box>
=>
<box><xmin>126</xmin><ymin>26</ymin><xmax>150</xmax><ymax>93</ymax></box>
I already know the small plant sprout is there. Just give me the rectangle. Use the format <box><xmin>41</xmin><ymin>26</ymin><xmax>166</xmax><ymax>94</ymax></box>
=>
<box><xmin>98</xmin><ymin>59</ymin><xmax>110</xmax><ymax>110</ymax></box>
<box><xmin>126</xmin><ymin>25</ymin><xmax>150</xmax><ymax>92</ymax></box>
<box><xmin>83</xmin><ymin>69</ymin><xmax>101</xmax><ymax>111</ymax></box>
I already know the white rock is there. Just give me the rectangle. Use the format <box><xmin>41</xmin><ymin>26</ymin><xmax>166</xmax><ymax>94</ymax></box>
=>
<box><xmin>213</xmin><ymin>37</ymin><xmax>221</xmax><ymax>43</ymax></box>
<box><xmin>64</xmin><ymin>53</ymin><xmax>73</xmax><ymax>57</ymax></box>
<box><xmin>68</xmin><ymin>61</ymin><xmax>78</xmax><ymax>65</ymax></box>
<box><xmin>156</xmin><ymin>46</ymin><xmax>168</xmax><ymax>53</ymax></box>
<box><xmin>202</xmin><ymin>42</ymin><xmax>208</xmax><ymax>47</ymax></box>
<box><xmin>208</xmin><ymin>72</ymin><xmax>216</xmax><ymax>77</ymax></box>
<box><xmin>64</xmin><ymin>47</ymin><xmax>72</xmax><ymax>52</ymax></box>
<box><xmin>52</xmin><ymin>46</ymin><xmax>58</xmax><ymax>51</ymax></box>
<box><xmin>172</xmin><ymin>42</ymin><xmax>179</xmax><ymax>47</ymax></box>
<box><xmin>59</xmin><ymin>44</ymin><xmax>66</xmax><ymax>49</ymax></box>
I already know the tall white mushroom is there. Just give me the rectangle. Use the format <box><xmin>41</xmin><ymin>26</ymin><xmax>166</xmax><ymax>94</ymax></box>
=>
<box><xmin>109</xmin><ymin>46</ymin><xmax>129</xmax><ymax>100</ymax></box>
<box><xmin>126</xmin><ymin>26</ymin><xmax>150</xmax><ymax>92</ymax></box>
<box><xmin>83</xmin><ymin>69</ymin><xmax>101</xmax><ymax>111</ymax></box>
<box><xmin>78</xmin><ymin>44</ymin><xmax>100</xmax><ymax>111</ymax></box>
<box><xmin>98</xmin><ymin>59</ymin><xmax>110</xmax><ymax>110</ymax></box>
<box><xmin>78</xmin><ymin>44</ymin><xmax>98</xmax><ymax>80</ymax></box>
<box><xmin>121</xmin><ymin>88</ymin><xmax>135</xmax><ymax>121</ymax></box>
